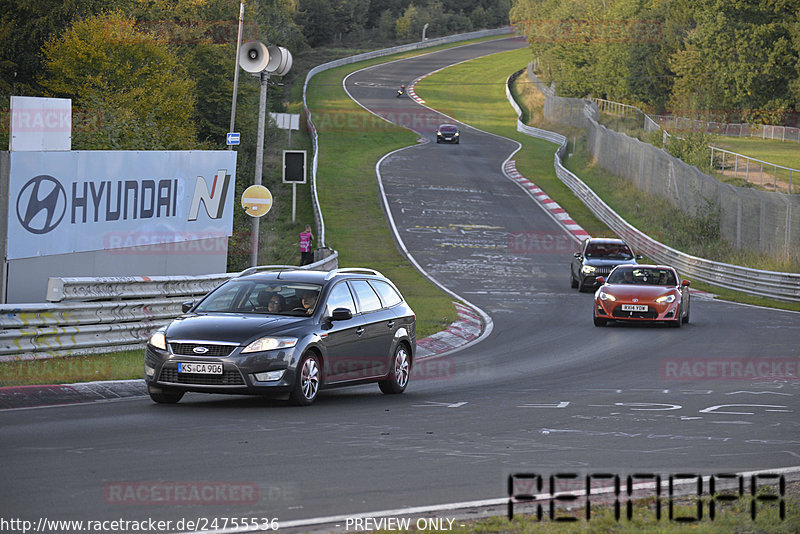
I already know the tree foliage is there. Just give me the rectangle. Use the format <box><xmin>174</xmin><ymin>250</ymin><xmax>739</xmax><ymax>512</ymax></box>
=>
<box><xmin>40</xmin><ymin>11</ymin><xmax>199</xmax><ymax>149</ymax></box>
<box><xmin>511</xmin><ymin>0</ymin><xmax>800</xmax><ymax>122</ymax></box>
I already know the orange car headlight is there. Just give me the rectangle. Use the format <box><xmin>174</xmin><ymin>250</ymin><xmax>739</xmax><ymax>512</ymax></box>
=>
<box><xmin>598</xmin><ymin>291</ymin><xmax>616</xmax><ymax>302</ymax></box>
<box><xmin>655</xmin><ymin>294</ymin><xmax>676</xmax><ymax>304</ymax></box>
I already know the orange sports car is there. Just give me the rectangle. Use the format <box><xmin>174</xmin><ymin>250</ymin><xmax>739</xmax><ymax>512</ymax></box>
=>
<box><xmin>593</xmin><ymin>265</ymin><xmax>690</xmax><ymax>328</ymax></box>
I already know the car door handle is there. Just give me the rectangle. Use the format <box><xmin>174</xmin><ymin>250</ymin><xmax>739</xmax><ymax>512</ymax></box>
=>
<box><xmin>356</xmin><ymin>327</ymin><xmax>365</xmax><ymax>336</ymax></box>
<box><xmin>386</xmin><ymin>321</ymin><xmax>395</xmax><ymax>329</ymax></box>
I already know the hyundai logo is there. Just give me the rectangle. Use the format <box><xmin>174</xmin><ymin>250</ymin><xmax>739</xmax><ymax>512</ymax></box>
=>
<box><xmin>16</xmin><ymin>175</ymin><xmax>67</xmax><ymax>235</ymax></box>
<box><xmin>192</xmin><ymin>346</ymin><xmax>209</xmax><ymax>354</ymax></box>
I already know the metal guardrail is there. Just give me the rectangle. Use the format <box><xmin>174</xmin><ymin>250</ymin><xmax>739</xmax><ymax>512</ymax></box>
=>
<box><xmin>0</xmin><ymin>253</ymin><xmax>338</xmax><ymax>361</ymax></box>
<box><xmin>302</xmin><ymin>26</ymin><xmax>514</xmax><ymax>248</ymax></box>
<box><xmin>507</xmin><ymin>70</ymin><xmax>800</xmax><ymax>302</ymax></box>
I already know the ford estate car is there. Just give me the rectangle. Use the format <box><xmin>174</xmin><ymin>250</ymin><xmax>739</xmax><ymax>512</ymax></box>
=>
<box><xmin>145</xmin><ymin>268</ymin><xmax>416</xmax><ymax>406</ymax></box>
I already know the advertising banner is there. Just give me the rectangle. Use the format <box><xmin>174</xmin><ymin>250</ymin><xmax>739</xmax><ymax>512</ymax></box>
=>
<box><xmin>7</xmin><ymin>151</ymin><xmax>237</xmax><ymax>260</ymax></box>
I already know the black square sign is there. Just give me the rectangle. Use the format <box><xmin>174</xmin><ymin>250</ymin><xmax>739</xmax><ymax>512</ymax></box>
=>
<box><xmin>283</xmin><ymin>150</ymin><xmax>307</xmax><ymax>183</ymax></box>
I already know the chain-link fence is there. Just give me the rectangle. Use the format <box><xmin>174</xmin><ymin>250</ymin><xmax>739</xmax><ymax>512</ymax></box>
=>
<box><xmin>528</xmin><ymin>67</ymin><xmax>799</xmax><ymax>262</ymax></box>
<box><xmin>651</xmin><ymin>116</ymin><xmax>800</xmax><ymax>143</ymax></box>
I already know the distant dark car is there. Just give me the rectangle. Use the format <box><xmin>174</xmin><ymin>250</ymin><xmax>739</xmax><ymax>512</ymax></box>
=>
<box><xmin>436</xmin><ymin>124</ymin><xmax>460</xmax><ymax>143</ymax></box>
<box><xmin>145</xmin><ymin>268</ymin><xmax>416</xmax><ymax>406</ymax></box>
<box><xmin>593</xmin><ymin>264</ymin><xmax>691</xmax><ymax>328</ymax></box>
<box><xmin>570</xmin><ymin>237</ymin><xmax>640</xmax><ymax>292</ymax></box>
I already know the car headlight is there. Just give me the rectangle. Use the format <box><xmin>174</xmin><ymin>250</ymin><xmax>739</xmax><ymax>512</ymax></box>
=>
<box><xmin>454</xmin><ymin>132</ymin><xmax>459</xmax><ymax>136</ymax></box>
<box><xmin>242</xmin><ymin>337</ymin><xmax>298</xmax><ymax>354</ymax></box>
<box><xmin>655</xmin><ymin>294</ymin><xmax>676</xmax><ymax>303</ymax></box>
<box><xmin>598</xmin><ymin>291</ymin><xmax>616</xmax><ymax>301</ymax></box>
<box><xmin>149</xmin><ymin>331</ymin><xmax>167</xmax><ymax>351</ymax></box>
<box><xmin>582</xmin><ymin>265</ymin><xmax>596</xmax><ymax>274</ymax></box>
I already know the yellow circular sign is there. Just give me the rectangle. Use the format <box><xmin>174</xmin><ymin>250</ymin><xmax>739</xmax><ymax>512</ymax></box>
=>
<box><xmin>241</xmin><ymin>185</ymin><xmax>273</xmax><ymax>217</ymax></box>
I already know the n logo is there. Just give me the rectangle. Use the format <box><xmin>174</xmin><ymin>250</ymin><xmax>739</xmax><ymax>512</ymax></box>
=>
<box><xmin>188</xmin><ymin>169</ymin><xmax>232</xmax><ymax>221</ymax></box>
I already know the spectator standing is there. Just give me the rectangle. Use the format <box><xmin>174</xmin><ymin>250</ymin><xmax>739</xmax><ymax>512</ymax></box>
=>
<box><xmin>299</xmin><ymin>224</ymin><xmax>314</xmax><ymax>265</ymax></box>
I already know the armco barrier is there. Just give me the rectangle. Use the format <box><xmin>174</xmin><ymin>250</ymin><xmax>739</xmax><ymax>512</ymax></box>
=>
<box><xmin>0</xmin><ymin>252</ymin><xmax>338</xmax><ymax>361</ymax></box>
<box><xmin>303</xmin><ymin>26</ymin><xmax>514</xmax><ymax>248</ymax></box>
<box><xmin>506</xmin><ymin>69</ymin><xmax>800</xmax><ymax>302</ymax></box>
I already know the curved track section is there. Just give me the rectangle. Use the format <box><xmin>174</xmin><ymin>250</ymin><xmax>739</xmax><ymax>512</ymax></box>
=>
<box><xmin>1</xmin><ymin>38</ymin><xmax>798</xmax><ymax>529</ymax></box>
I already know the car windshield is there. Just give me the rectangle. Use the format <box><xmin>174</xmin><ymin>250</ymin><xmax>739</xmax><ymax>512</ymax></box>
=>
<box><xmin>585</xmin><ymin>242</ymin><xmax>633</xmax><ymax>259</ymax></box>
<box><xmin>439</xmin><ymin>125</ymin><xmax>457</xmax><ymax>132</ymax></box>
<box><xmin>607</xmin><ymin>267</ymin><xmax>677</xmax><ymax>286</ymax></box>
<box><xmin>194</xmin><ymin>280</ymin><xmax>322</xmax><ymax>316</ymax></box>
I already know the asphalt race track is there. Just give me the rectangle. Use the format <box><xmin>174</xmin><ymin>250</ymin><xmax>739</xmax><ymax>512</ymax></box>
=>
<box><xmin>1</xmin><ymin>37</ymin><xmax>799</xmax><ymax>531</ymax></box>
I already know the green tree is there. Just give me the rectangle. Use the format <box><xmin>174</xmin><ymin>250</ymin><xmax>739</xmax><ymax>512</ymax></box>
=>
<box><xmin>40</xmin><ymin>11</ymin><xmax>199</xmax><ymax>149</ymax></box>
<box><xmin>297</xmin><ymin>0</ymin><xmax>336</xmax><ymax>46</ymax></box>
<box><xmin>0</xmin><ymin>0</ymin><xmax>120</xmax><ymax>98</ymax></box>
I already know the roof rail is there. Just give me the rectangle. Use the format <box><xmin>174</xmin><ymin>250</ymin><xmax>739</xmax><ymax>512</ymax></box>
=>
<box><xmin>235</xmin><ymin>265</ymin><xmax>299</xmax><ymax>278</ymax></box>
<box><xmin>324</xmin><ymin>267</ymin><xmax>383</xmax><ymax>280</ymax></box>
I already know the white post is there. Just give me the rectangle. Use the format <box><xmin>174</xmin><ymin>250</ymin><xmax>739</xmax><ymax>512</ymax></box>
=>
<box><xmin>292</xmin><ymin>183</ymin><xmax>297</xmax><ymax>223</ymax></box>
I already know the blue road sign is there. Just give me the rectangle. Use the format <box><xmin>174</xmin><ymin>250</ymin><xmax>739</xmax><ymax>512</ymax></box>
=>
<box><xmin>226</xmin><ymin>132</ymin><xmax>240</xmax><ymax>146</ymax></box>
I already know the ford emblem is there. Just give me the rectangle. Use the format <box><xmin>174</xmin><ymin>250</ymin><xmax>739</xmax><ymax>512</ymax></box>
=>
<box><xmin>193</xmin><ymin>346</ymin><xmax>209</xmax><ymax>354</ymax></box>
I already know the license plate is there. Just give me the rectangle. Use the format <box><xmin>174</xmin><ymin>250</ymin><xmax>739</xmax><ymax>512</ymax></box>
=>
<box><xmin>178</xmin><ymin>362</ymin><xmax>223</xmax><ymax>374</ymax></box>
<box><xmin>621</xmin><ymin>304</ymin><xmax>648</xmax><ymax>312</ymax></box>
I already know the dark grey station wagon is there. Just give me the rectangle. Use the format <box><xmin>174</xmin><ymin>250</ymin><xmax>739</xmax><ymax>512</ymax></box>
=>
<box><xmin>145</xmin><ymin>268</ymin><xmax>416</xmax><ymax>405</ymax></box>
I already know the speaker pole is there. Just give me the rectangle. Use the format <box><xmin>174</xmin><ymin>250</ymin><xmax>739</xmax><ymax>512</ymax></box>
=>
<box><xmin>228</xmin><ymin>2</ymin><xmax>245</xmax><ymax>151</ymax></box>
<box><xmin>250</xmin><ymin>71</ymin><xmax>269</xmax><ymax>267</ymax></box>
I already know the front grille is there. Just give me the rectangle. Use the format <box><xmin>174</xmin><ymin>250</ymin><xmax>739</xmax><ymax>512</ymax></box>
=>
<box><xmin>158</xmin><ymin>365</ymin><xmax>245</xmax><ymax>386</ymax></box>
<box><xmin>592</xmin><ymin>266</ymin><xmax>613</xmax><ymax>276</ymax></box>
<box><xmin>169</xmin><ymin>342</ymin><xmax>236</xmax><ymax>357</ymax></box>
<box><xmin>612</xmin><ymin>307</ymin><xmax>658</xmax><ymax>319</ymax></box>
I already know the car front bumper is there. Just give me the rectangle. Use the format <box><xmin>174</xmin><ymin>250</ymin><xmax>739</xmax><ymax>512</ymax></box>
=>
<box><xmin>144</xmin><ymin>344</ymin><xmax>299</xmax><ymax>396</ymax></box>
<box><xmin>594</xmin><ymin>299</ymin><xmax>681</xmax><ymax>323</ymax></box>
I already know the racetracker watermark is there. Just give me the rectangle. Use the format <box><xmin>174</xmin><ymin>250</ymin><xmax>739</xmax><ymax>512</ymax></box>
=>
<box><xmin>661</xmin><ymin>358</ymin><xmax>800</xmax><ymax>381</ymax></box>
<box><xmin>135</xmin><ymin>20</ymin><xmax>259</xmax><ymax>45</ymax></box>
<box><xmin>104</xmin><ymin>482</ymin><xmax>259</xmax><ymax>506</ymax></box>
<box><xmin>512</xmin><ymin>19</ymin><xmax>663</xmax><ymax>44</ymax></box>
<box><xmin>1</xmin><ymin>359</ymin><xmax>113</xmax><ymax>385</ymax></box>
<box><xmin>324</xmin><ymin>357</ymin><xmax>487</xmax><ymax>382</ymax></box>
<box><xmin>312</xmin><ymin>108</ymin><xmax>443</xmax><ymax>133</ymax></box>
<box><xmin>2</xmin><ymin>107</ymin><xmax>103</xmax><ymax>134</ymax></box>
<box><xmin>508</xmin><ymin>232</ymin><xmax>573</xmax><ymax>255</ymax></box>
<box><xmin>508</xmin><ymin>472</ymin><xmax>786</xmax><ymax>522</ymax></box>
<box><xmin>104</xmin><ymin>232</ymin><xmax>228</xmax><ymax>255</ymax></box>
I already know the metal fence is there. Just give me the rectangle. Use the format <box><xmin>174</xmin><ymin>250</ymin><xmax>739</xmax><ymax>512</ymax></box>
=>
<box><xmin>592</xmin><ymin>98</ymin><xmax>799</xmax><ymax>193</ymax></box>
<box><xmin>709</xmin><ymin>146</ymin><xmax>796</xmax><ymax>194</ymax></box>
<box><xmin>512</xmin><ymin>68</ymin><xmax>800</xmax><ymax>301</ymax></box>
<box><xmin>650</xmin><ymin>116</ymin><xmax>800</xmax><ymax>143</ymax></box>
<box><xmin>0</xmin><ymin>253</ymin><xmax>338</xmax><ymax>361</ymax></box>
<box><xmin>528</xmin><ymin>68</ymin><xmax>800</xmax><ymax>263</ymax></box>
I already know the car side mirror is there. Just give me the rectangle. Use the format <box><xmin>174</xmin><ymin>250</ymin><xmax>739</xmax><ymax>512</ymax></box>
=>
<box><xmin>635</xmin><ymin>254</ymin><xmax>643</xmax><ymax>261</ymax></box>
<box><xmin>681</xmin><ymin>279</ymin><xmax>690</xmax><ymax>287</ymax></box>
<box><xmin>595</xmin><ymin>276</ymin><xmax>605</xmax><ymax>285</ymax></box>
<box><xmin>574</xmin><ymin>252</ymin><xmax>582</xmax><ymax>259</ymax></box>
<box><xmin>330</xmin><ymin>308</ymin><xmax>353</xmax><ymax>321</ymax></box>
<box><xmin>181</xmin><ymin>301</ymin><xmax>194</xmax><ymax>313</ymax></box>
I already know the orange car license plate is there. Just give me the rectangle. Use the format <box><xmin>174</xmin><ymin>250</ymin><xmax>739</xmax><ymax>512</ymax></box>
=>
<box><xmin>621</xmin><ymin>304</ymin><xmax>648</xmax><ymax>312</ymax></box>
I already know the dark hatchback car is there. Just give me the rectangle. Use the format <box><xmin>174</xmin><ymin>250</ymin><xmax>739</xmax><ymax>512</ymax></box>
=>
<box><xmin>145</xmin><ymin>268</ymin><xmax>416</xmax><ymax>406</ymax></box>
<box><xmin>570</xmin><ymin>237</ymin><xmax>641</xmax><ymax>292</ymax></box>
<box><xmin>436</xmin><ymin>123</ymin><xmax>460</xmax><ymax>143</ymax></box>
